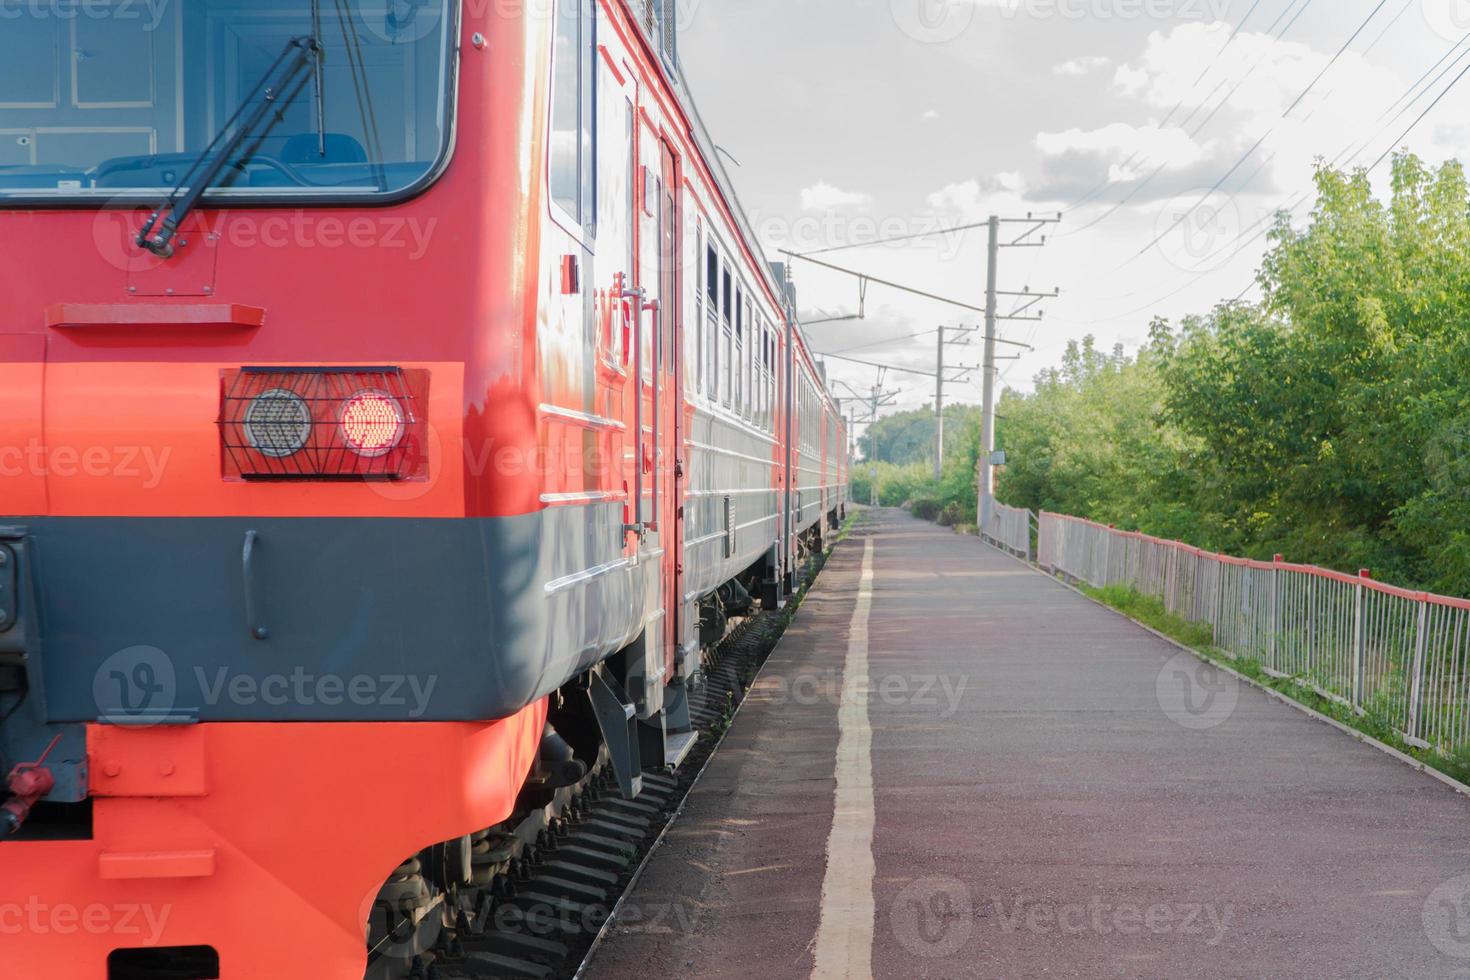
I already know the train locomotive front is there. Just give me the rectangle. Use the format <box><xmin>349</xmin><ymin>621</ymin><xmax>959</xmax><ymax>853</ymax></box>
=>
<box><xmin>0</xmin><ymin>2</ymin><xmax>848</xmax><ymax>977</ymax></box>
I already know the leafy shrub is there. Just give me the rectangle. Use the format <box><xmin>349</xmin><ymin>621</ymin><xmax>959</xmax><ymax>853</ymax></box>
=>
<box><xmin>909</xmin><ymin>497</ymin><xmax>941</xmax><ymax>521</ymax></box>
<box><xmin>937</xmin><ymin>502</ymin><xmax>968</xmax><ymax>527</ymax></box>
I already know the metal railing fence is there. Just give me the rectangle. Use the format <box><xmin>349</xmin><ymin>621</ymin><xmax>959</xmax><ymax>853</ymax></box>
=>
<box><xmin>982</xmin><ymin>501</ymin><xmax>1036</xmax><ymax>561</ymax></box>
<box><xmin>1038</xmin><ymin>511</ymin><xmax>1470</xmax><ymax>755</ymax></box>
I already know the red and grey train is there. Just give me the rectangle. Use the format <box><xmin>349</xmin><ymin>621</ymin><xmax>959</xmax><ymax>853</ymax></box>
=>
<box><xmin>0</xmin><ymin>1</ymin><xmax>847</xmax><ymax>976</ymax></box>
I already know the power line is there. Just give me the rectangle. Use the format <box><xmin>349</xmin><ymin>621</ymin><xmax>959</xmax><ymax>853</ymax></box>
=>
<box><xmin>1369</xmin><ymin>57</ymin><xmax>1470</xmax><ymax>171</ymax></box>
<box><xmin>780</xmin><ymin>250</ymin><xmax>987</xmax><ymax>313</ymax></box>
<box><xmin>819</xmin><ymin>328</ymin><xmax>939</xmax><ymax>357</ymax></box>
<box><xmin>1283</xmin><ymin>0</ymin><xmax>1392</xmax><ymax>117</ymax></box>
<box><xmin>793</xmin><ymin>220</ymin><xmax>992</xmax><ymax>256</ymax></box>
<box><xmin>1062</xmin><ymin>0</ymin><xmax>1271</xmax><ymax>213</ymax></box>
<box><xmin>822</xmin><ymin>351</ymin><xmax>965</xmax><ymax>379</ymax></box>
<box><xmin>1126</xmin><ymin>0</ymin><xmax>1396</xmax><ymax>264</ymax></box>
<box><xmin>1061</xmin><ymin>0</ymin><xmax>1320</xmax><ymax>234</ymax></box>
<box><xmin>1098</xmin><ymin>22</ymin><xmax>1470</xmax><ymax>320</ymax></box>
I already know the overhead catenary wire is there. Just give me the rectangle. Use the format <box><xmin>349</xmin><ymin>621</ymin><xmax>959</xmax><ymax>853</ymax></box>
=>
<box><xmin>1123</xmin><ymin>0</ymin><xmax>1399</xmax><ymax>264</ymax></box>
<box><xmin>818</xmin><ymin>328</ymin><xmax>940</xmax><ymax>357</ymax></box>
<box><xmin>794</xmin><ymin>220</ymin><xmax>993</xmax><ymax>256</ymax></box>
<box><xmin>1061</xmin><ymin>0</ymin><xmax>1321</xmax><ymax>235</ymax></box>
<box><xmin>1062</xmin><ymin>0</ymin><xmax>1272</xmax><ymax>213</ymax></box>
<box><xmin>1093</xmin><ymin>22</ymin><xmax>1470</xmax><ymax>322</ymax></box>
<box><xmin>1369</xmin><ymin>58</ymin><xmax>1470</xmax><ymax>171</ymax></box>
<box><xmin>780</xmin><ymin>250</ymin><xmax>987</xmax><ymax>313</ymax></box>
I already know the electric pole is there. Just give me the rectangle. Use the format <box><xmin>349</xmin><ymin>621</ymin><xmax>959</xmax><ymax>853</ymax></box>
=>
<box><xmin>934</xmin><ymin>324</ymin><xmax>978</xmax><ymax>481</ymax></box>
<box><xmin>978</xmin><ymin>214</ymin><xmax>1060</xmax><ymax>533</ymax></box>
<box><xmin>980</xmin><ymin>218</ymin><xmax>1000</xmax><ymax>532</ymax></box>
<box><xmin>936</xmin><ymin>326</ymin><xmax>945</xmax><ymax>481</ymax></box>
<box><xmin>834</xmin><ymin>382</ymin><xmax>898</xmax><ymax>507</ymax></box>
<box><xmin>868</xmin><ymin>383</ymin><xmax>899</xmax><ymax>506</ymax></box>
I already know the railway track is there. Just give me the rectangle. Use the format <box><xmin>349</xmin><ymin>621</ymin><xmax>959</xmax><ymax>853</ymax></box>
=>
<box><xmin>376</xmin><ymin>554</ymin><xmax>827</xmax><ymax>980</ymax></box>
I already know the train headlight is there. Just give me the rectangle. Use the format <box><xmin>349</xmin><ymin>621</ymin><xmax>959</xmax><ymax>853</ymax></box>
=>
<box><xmin>243</xmin><ymin>388</ymin><xmax>311</xmax><ymax>458</ymax></box>
<box><xmin>340</xmin><ymin>390</ymin><xmax>405</xmax><ymax>458</ymax></box>
<box><xmin>221</xmin><ymin>368</ymin><xmax>428</xmax><ymax>481</ymax></box>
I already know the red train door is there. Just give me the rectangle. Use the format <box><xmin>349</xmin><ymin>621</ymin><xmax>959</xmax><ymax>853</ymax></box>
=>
<box><xmin>658</xmin><ymin>140</ymin><xmax>683</xmax><ymax>682</ymax></box>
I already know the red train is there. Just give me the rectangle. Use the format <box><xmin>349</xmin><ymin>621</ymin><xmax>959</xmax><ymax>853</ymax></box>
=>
<box><xmin>0</xmin><ymin>2</ymin><xmax>847</xmax><ymax>977</ymax></box>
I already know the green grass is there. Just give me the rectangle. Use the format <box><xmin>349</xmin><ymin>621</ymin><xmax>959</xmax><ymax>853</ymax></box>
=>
<box><xmin>1082</xmin><ymin>583</ymin><xmax>1470</xmax><ymax>787</ymax></box>
<box><xmin>1085</xmin><ymin>584</ymin><xmax>1215</xmax><ymax>650</ymax></box>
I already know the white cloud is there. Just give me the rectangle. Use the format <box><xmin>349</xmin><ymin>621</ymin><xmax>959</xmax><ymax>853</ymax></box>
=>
<box><xmin>1036</xmin><ymin>123</ymin><xmax>1209</xmax><ymax>173</ymax></box>
<box><xmin>1112</xmin><ymin>22</ymin><xmax>1402</xmax><ymax>134</ymax></box>
<box><xmin>800</xmin><ymin>180</ymin><xmax>871</xmax><ymax>211</ymax></box>
<box><xmin>926</xmin><ymin>171</ymin><xmax>1042</xmax><ymax>222</ymax></box>
<box><xmin>1054</xmin><ymin>55</ymin><xmax>1110</xmax><ymax>77</ymax></box>
<box><xmin>922</xmin><ymin>109</ymin><xmax>941</xmax><ymax>121</ymax></box>
<box><xmin>1035</xmin><ymin>22</ymin><xmax>1415</xmax><ymax>211</ymax></box>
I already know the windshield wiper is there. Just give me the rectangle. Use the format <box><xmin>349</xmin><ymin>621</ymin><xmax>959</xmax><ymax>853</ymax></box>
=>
<box><xmin>136</xmin><ymin>35</ymin><xmax>323</xmax><ymax>259</ymax></box>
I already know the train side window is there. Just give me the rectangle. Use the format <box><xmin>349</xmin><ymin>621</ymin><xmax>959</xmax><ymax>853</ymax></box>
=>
<box><xmin>740</xmin><ymin>298</ymin><xmax>751</xmax><ymax>422</ymax></box>
<box><xmin>694</xmin><ymin>223</ymin><xmax>703</xmax><ymax>395</ymax></box>
<box><xmin>771</xmin><ymin>331</ymin><xmax>778</xmax><ymax>433</ymax></box>
<box><xmin>770</xmin><ymin>327</ymin><xmax>782</xmax><ymax>431</ymax></box>
<box><xmin>721</xmin><ymin>265</ymin><xmax>733</xmax><ymax>409</ymax></box>
<box><xmin>755</xmin><ymin>326</ymin><xmax>763</xmax><ymax>428</ymax></box>
<box><xmin>760</xmin><ymin>324</ymin><xmax>769</xmax><ymax>431</ymax></box>
<box><xmin>755</xmin><ymin>324</ymin><xmax>763</xmax><ymax>429</ymax></box>
<box><xmin>749</xmin><ymin>308</ymin><xmax>757</xmax><ymax>424</ymax></box>
<box><xmin>551</xmin><ymin>0</ymin><xmax>596</xmax><ymax>234</ymax></box>
<box><xmin>706</xmin><ymin>243</ymin><xmax>719</xmax><ymax>402</ymax></box>
<box><xmin>770</xmin><ymin>329</ymin><xmax>778</xmax><ymax>434</ymax></box>
<box><xmin>734</xmin><ymin>286</ymin><xmax>745</xmax><ymax>416</ymax></box>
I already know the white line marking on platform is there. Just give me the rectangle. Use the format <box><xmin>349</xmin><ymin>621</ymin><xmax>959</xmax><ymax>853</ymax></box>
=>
<box><xmin>811</xmin><ymin>535</ymin><xmax>877</xmax><ymax>980</ymax></box>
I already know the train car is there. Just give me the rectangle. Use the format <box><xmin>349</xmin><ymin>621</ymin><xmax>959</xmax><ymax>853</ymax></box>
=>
<box><xmin>0</xmin><ymin>1</ymin><xmax>846</xmax><ymax>977</ymax></box>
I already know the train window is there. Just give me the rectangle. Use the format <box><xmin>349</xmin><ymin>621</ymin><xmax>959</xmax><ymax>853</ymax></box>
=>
<box><xmin>770</xmin><ymin>327</ymin><xmax>782</xmax><ymax>431</ymax></box>
<box><xmin>770</xmin><ymin>329</ymin><xmax>778</xmax><ymax>433</ymax></box>
<box><xmin>694</xmin><ymin>224</ymin><xmax>704</xmax><ymax>395</ymax></box>
<box><xmin>721</xmin><ymin>264</ymin><xmax>733</xmax><ymax>409</ymax></box>
<box><xmin>740</xmin><ymin>298</ymin><xmax>750</xmax><ymax>421</ymax></box>
<box><xmin>706</xmin><ymin>243</ymin><xmax>720</xmax><ymax>402</ymax></box>
<box><xmin>760</xmin><ymin>329</ymin><xmax>768</xmax><ymax>430</ymax></box>
<box><xmin>734</xmin><ymin>286</ymin><xmax>745</xmax><ymax>416</ymax></box>
<box><xmin>0</xmin><ymin>0</ymin><xmax>456</xmax><ymax>204</ymax></box>
<box><xmin>551</xmin><ymin>0</ymin><xmax>597</xmax><ymax>232</ymax></box>
<box><xmin>747</xmin><ymin>307</ymin><xmax>756</xmax><ymax>425</ymax></box>
<box><xmin>754</xmin><ymin>324</ymin><xmax>762</xmax><ymax>428</ymax></box>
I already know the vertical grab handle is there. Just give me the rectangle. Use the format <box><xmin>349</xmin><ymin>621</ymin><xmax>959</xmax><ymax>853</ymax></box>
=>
<box><xmin>621</xmin><ymin>285</ymin><xmax>647</xmax><ymax>540</ymax></box>
<box><xmin>242</xmin><ymin>530</ymin><xmax>269</xmax><ymax>641</ymax></box>
<box><xmin>646</xmin><ymin>297</ymin><xmax>662</xmax><ymax>534</ymax></box>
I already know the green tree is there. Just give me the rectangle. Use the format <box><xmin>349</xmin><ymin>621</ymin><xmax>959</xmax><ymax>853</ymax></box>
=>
<box><xmin>968</xmin><ymin>153</ymin><xmax>1470</xmax><ymax>595</ymax></box>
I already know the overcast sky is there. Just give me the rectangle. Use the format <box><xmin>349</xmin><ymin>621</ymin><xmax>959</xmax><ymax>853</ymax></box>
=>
<box><xmin>676</xmin><ymin>0</ymin><xmax>1470</xmax><ymax>419</ymax></box>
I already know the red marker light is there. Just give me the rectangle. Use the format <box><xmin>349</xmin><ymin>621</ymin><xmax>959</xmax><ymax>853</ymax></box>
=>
<box><xmin>340</xmin><ymin>390</ymin><xmax>405</xmax><ymax>458</ymax></box>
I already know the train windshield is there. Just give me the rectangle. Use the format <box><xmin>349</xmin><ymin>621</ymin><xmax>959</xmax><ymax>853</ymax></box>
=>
<box><xmin>0</xmin><ymin>0</ymin><xmax>454</xmax><ymax>202</ymax></box>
